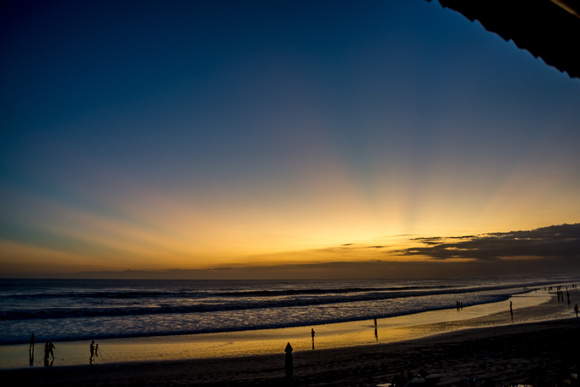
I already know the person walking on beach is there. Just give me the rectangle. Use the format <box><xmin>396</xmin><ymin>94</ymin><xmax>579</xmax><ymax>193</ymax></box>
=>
<box><xmin>284</xmin><ymin>342</ymin><xmax>293</xmax><ymax>380</ymax></box>
<box><xmin>509</xmin><ymin>301</ymin><xmax>514</xmax><ymax>322</ymax></box>
<box><xmin>47</xmin><ymin>341</ymin><xmax>55</xmax><ymax>360</ymax></box>
<box><xmin>43</xmin><ymin>342</ymin><xmax>54</xmax><ymax>366</ymax></box>
<box><xmin>29</xmin><ymin>334</ymin><xmax>35</xmax><ymax>353</ymax></box>
<box><xmin>311</xmin><ymin>328</ymin><xmax>315</xmax><ymax>349</ymax></box>
<box><xmin>90</xmin><ymin>341</ymin><xmax>96</xmax><ymax>363</ymax></box>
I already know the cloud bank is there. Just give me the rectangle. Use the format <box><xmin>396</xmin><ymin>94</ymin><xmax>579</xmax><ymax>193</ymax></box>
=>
<box><xmin>398</xmin><ymin>223</ymin><xmax>580</xmax><ymax>262</ymax></box>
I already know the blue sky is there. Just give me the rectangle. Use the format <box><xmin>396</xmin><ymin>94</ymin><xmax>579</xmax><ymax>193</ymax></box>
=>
<box><xmin>1</xmin><ymin>0</ymin><xmax>579</xmax><ymax>277</ymax></box>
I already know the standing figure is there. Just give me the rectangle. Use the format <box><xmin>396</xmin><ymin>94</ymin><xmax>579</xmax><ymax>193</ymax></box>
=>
<box><xmin>90</xmin><ymin>341</ymin><xmax>95</xmax><ymax>363</ymax></box>
<box><xmin>29</xmin><ymin>335</ymin><xmax>35</xmax><ymax>366</ymax></box>
<box><xmin>29</xmin><ymin>334</ymin><xmax>35</xmax><ymax>353</ymax></box>
<box><xmin>47</xmin><ymin>341</ymin><xmax>55</xmax><ymax>359</ymax></box>
<box><xmin>509</xmin><ymin>301</ymin><xmax>514</xmax><ymax>322</ymax></box>
<box><xmin>43</xmin><ymin>342</ymin><xmax>50</xmax><ymax>366</ymax></box>
<box><xmin>311</xmin><ymin>328</ymin><xmax>315</xmax><ymax>350</ymax></box>
<box><xmin>284</xmin><ymin>342</ymin><xmax>293</xmax><ymax>380</ymax></box>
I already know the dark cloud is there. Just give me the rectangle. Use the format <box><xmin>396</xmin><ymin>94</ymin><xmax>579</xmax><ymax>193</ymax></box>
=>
<box><xmin>399</xmin><ymin>223</ymin><xmax>580</xmax><ymax>261</ymax></box>
<box><xmin>412</xmin><ymin>237</ymin><xmax>444</xmax><ymax>242</ymax></box>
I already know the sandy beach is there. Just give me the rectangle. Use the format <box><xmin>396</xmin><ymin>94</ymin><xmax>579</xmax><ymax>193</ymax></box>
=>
<box><xmin>2</xmin><ymin>291</ymin><xmax>579</xmax><ymax>386</ymax></box>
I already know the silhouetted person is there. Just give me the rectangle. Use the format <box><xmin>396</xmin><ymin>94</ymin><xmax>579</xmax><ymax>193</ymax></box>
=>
<box><xmin>47</xmin><ymin>341</ymin><xmax>55</xmax><ymax>359</ymax></box>
<box><xmin>95</xmin><ymin>343</ymin><xmax>100</xmax><ymax>358</ymax></box>
<box><xmin>311</xmin><ymin>328</ymin><xmax>315</xmax><ymax>349</ymax></box>
<box><xmin>510</xmin><ymin>301</ymin><xmax>513</xmax><ymax>322</ymax></box>
<box><xmin>374</xmin><ymin>317</ymin><xmax>378</xmax><ymax>341</ymax></box>
<box><xmin>29</xmin><ymin>334</ymin><xmax>35</xmax><ymax>353</ymax></box>
<box><xmin>284</xmin><ymin>342</ymin><xmax>293</xmax><ymax>380</ymax></box>
<box><xmin>29</xmin><ymin>349</ymin><xmax>34</xmax><ymax>367</ymax></box>
<box><xmin>44</xmin><ymin>342</ymin><xmax>50</xmax><ymax>366</ymax></box>
<box><xmin>90</xmin><ymin>341</ymin><xmax>95</xmax><ymax>364</ymax></box>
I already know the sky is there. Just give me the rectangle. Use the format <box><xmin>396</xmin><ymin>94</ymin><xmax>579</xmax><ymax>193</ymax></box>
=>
<box><xmin>1</xmin><ymin>0</ymin><xmax>579</xmax><ymax>279</ymax></box>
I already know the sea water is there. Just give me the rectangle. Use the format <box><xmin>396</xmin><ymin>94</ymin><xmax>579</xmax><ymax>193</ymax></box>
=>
<box><xmin>0</xmin><ymin>275</ymin><xmax>577</xmax><ymax>345</ymax></box>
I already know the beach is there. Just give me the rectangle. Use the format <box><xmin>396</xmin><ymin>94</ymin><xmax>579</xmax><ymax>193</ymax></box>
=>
<box><xmin>2</xmin><ymin>291</ymin><xmax>578</xmax><ymax>386</ymax></box>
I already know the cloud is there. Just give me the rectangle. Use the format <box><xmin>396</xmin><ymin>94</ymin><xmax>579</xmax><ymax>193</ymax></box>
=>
<box><xmin>398</xmin><ymin>223</ymin><xmax>580</xmax><ymax>261</ymax></box>
<box><xmin>8</xmin><ymin>224</ymin><xmax>579</xmax><ymax>280</ymax></box>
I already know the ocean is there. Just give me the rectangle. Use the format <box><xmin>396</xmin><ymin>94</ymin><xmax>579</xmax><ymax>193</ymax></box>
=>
<box><xmin>0</xmin><ymin>275</ymin><xmax>577</xmax><ymax>346</ymax></box>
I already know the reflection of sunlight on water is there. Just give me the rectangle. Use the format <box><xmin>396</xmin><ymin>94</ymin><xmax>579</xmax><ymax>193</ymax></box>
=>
<box><xmin>0</xmin><ymin>290</ymin><xmax>566</xmax><ymax>369</ymax></box>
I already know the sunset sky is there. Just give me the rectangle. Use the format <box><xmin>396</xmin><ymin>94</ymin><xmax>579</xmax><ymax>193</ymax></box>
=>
<box><xmin>1</xmin><ymin>0</ymin><xmax>579</xmax><ymax>278</ymax></box>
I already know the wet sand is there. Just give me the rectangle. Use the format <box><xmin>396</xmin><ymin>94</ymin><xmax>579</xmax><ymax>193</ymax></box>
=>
<box><xmin>2</xmin><ymin>291</ymin><xmax>579</xmax><ymax>386</ymax></box>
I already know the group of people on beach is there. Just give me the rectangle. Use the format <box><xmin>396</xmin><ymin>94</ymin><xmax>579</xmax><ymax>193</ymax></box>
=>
<box><xmin>545</xmin><ymin>285</ymin><xmax>580</xmax><ymax>320</ymax></box>
<box><xmin>28</xmin><ymin>333</ymin><xmax>100</xmax><ymax>366</ymax></box>
<box><xmin>28</xmin><ymin>334</ymin><xmax>56</xmax><ymax>367</ymax></box>
<box><xmin>552</xmin><ymin>285</ymin><xmax>568</xmax><ymax>303</ymax></box>
<box><xmin>550</xmin><ymin>285</ymin><xmax>579</xmax><ymax>315</ymax></box>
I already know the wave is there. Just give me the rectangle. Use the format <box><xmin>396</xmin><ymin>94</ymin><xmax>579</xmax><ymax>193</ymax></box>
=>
<box><xmin>0</xmin><ymin>283</ymin><xmax>534</xmax><ymax>321</ymax></box>
<box><xmin>214</xmin><ymin>284</ymin><xmax>454</xmax><ymax>297</ymax></box>
<box><xmin>0</xmin><ymin>285</ymin><xmax>453</xmax><ymax>300</ymax></box>
<box><xmin>2</xmin><ymin>277</ymin><xmax>556</xmax><ymax>301</ymax></box>
<box><xmin>0</xmin><ymin>293</ymin><xmax>513</xmax><ymax>345</ymax></box>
